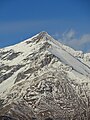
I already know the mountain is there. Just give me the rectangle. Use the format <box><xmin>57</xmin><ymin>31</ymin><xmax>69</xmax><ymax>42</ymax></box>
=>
<box><xmin>0</xmin><ymin>31</ymin><xmax>90</xmax><ymax>120</ymax></box>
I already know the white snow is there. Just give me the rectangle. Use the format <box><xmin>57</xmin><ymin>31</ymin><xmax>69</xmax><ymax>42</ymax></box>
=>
<box><xmin>0</xmin><ymin>31</ymin><xmax>90</xmax><ymax>98</ymax></box>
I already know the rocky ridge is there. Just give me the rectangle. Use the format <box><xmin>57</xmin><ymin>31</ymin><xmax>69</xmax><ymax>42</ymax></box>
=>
<box><xmin>0</xmin><ymin>32</ymin><xmax>90</xmax><ymax>120</ymax></box>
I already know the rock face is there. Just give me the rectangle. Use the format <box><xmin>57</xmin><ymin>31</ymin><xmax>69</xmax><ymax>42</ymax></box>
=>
<box><xmin>0</xmin><ymin>32</ymin><xmax>90</xmax><ymax>120</ymax></box>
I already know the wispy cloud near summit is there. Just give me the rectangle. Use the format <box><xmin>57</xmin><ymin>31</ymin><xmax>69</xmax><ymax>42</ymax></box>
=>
<box><xmin>53</xmin><ymin>29</ymin><xmax>90</xmax><ymax>53</ymax></box>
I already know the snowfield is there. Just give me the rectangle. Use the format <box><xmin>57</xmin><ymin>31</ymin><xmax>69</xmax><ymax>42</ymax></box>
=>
<box><xmin>0</xmin><ymin>32</ymin><xmax>90</xmax><ymax>120</ymax></box>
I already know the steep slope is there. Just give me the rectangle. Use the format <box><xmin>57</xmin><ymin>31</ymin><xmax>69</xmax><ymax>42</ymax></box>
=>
<box><xmin>0</xmin><ymin>32</ymin><xmax>90</xmax><ymax>120</ymax></box>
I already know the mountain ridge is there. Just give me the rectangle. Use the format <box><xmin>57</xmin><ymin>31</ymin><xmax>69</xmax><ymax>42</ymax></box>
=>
<box><xmin>0</xmin><ymin>32</ymin><xmax>90</xmax><ymax>120</ymax></box>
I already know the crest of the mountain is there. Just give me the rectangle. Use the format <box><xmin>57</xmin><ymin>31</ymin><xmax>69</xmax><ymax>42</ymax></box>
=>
<box><xmin>0</xmin><ymin>32</ymin><xmax>90</xmax><ymax>120</ymax></box>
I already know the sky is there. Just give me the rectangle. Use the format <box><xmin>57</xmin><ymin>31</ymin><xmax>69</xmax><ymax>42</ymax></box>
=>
<box><xmin>0</xmin><ymin>0</ymin><xmax>90</xmax><ymax>52</ymax></box>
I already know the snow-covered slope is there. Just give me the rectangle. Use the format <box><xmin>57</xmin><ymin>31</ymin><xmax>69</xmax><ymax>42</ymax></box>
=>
<box><xmin>0</xmin><ymin>32</ymin><xmax>90</xmax><ymax>120</ymax></box>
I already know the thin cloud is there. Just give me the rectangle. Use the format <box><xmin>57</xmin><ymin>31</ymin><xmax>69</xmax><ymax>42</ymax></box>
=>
<box><xmin>78</xmin><ymin>34</ymin><xmax>90</xmax><ymax>45</ymax></box>
<box><xmin>0</xmin><ymin>20</ymin><xmax>44</xmax><ymax>33</ymax></box>
<box><xmin>66</xmin><ymin>34</ymin><xmax>90</xmax><ymax>52</ymax></box>
<box><xmin>62</xmin><ymin>29</ymin><xmax>76</xmax><ymax>41</ymax></box>
<box><xmin>53</xmin><ymin>29</ymin><xmax>90</xmax><ymax>52</ymax></box>
<box><xmin>0</xmin><ymin>19</ymin><xmax>62</xmax><ymax>34</ymax></box>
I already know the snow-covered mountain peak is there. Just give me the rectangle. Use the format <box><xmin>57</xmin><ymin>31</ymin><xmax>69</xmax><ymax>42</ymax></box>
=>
<box><xmin>37</xmin><ymin>31</ymin><xmax>49</xmax><ymax>37</ymax></box>
<box><xmin>0</xmin><ymin>32</ymin><xmax>90</xmax><ymax>120</ymax></box>
<box><xmin>24</xmin><ymin>31</ymin><xmax>56</xmax><ymax>47</ymax></box>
